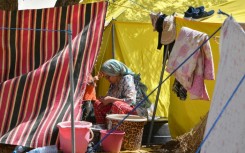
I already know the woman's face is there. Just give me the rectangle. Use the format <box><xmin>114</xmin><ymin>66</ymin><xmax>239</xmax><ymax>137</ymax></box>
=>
<box><xmin>103</xmin><ymin>73</ymin><xmax>120</xmax><ymax>84</ymax></box>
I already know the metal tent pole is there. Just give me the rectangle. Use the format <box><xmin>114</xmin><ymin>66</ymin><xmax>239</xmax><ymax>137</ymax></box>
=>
<box><xmin>112</xmin><ymin>19</ymin><xmax>115</xmax><ymax>59</ymax></box>
<box><xmin>146</xmin><ymin>45</ymin><xmax>169</xmax><ymax>147</ymax></box>
<box><xmin>68</xmin><ymin>24</ymin><xmax>76</xmax><ymax>153</ymax></box>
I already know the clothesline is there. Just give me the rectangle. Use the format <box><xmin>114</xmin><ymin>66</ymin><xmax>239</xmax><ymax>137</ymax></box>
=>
<box><xmin>0</xmin><ymin>27</ymin><xmax>70</xmax><ymax>33</ymax></box>
<box><xmin>109</xmin><ymin>0</ymin><xmax>231</xmax><ymax>17</ymax></box>
<box><xmin>127</xmin><ymin>0</ymin><xmax>152</xmax><ymax>13</ymax></box>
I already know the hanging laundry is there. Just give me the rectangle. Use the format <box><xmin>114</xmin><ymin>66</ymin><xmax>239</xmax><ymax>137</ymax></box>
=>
<box><xmin>149</xmin><ymin>13</ymin><xmax>176</xmax><ymax>49</ymax></box>
<box><xmin>172</xmin><ymin>79</ymin><xmax>187</xmax><ymax>101</ymax></box>
<box><xmin>150</xmin><ymin>12</ymin><xmax>167</xmax><ymax>49</ymax></box>
<box><xmin>161</xmin><ymin>15</ymin><xmax>176</xmax><ymax>45</ymax></box>
<box><xmin>201</xmin><ymin>17</ymin><xmax>245</xmax><ymax>153</ymax></box>
<box><xmin>166</xmin><ymin>27</ymin><xmax>215</xmax><ymax>100</ymax></box>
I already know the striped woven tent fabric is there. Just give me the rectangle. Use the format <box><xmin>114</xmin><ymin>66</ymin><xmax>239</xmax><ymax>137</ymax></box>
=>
<box><xmin>0</xmin><ymin>2</ymin><xmax>107</xmax><ymax>148</ymax></box>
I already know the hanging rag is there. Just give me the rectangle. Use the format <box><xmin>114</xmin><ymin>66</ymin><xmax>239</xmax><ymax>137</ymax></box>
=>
<box><xmin>166</xmin><ymin>27</ymin><xmax>215</xmax><ymax>100</ymax></box>
<box><xmin>155</xmin><ymin>14</ymin><xmax>167</xmax><ymax>49</ymax></box>
<box><xmin>172</xmin><ymin>79</ymin><xmax>187</xmax><ymax>100</ymax></box>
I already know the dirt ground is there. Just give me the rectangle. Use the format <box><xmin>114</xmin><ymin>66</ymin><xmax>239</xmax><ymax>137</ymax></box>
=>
<box><xmin>0</xmin><ymin>144</ymin><xmax>163</xmax><ymax>153</ymax></box>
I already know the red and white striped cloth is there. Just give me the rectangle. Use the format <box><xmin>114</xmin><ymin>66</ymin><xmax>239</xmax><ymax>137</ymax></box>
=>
<box><xmin>0</xmin><ymin>2</ymin><xmax>107</xmax><ymax>148</ymax></box>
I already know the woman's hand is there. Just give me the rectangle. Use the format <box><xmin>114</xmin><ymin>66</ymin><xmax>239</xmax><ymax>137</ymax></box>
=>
<box><xmin>96</xmin><ymin>72</ymin><xmax>104</xmax><ymax>79</ymax></box>
<box><xmin>99</xmin><ymin>96</ymin><xmax>115</xmax><ymax>105</ymax></box>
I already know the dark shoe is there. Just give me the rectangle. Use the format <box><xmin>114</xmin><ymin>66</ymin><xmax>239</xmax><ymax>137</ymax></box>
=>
<box><xmin>192</xmin><ymin>10</ymin><xmax>215</xmax><ymax>20</ymax></box>
<box><xmin>184</xmin><ymin>6</ymin><xmax>205</xmax><ymax>19</ymax></box>
<box><xmin>195</xmin><ymin>6</ymin><xmax>205</xmax><ymax>14</ymax></box>
<box><xmin>184</xmin><ymin>6</ymin><xmax>195</xmax><ymax>18</ymax></box>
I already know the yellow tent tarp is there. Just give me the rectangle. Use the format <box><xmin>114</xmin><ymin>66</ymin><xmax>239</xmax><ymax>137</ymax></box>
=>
<box><xmin>85</xmin><ymin>0</ymin><xmax>244</xmax><ymax>138</ymax></box>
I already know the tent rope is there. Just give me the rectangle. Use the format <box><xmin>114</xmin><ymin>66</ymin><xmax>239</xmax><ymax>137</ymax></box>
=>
<box><xmin>218</xmin><ymin>9</ymin><xmax>230</xmax><ymax>17</ymax></box>
<box><xmin>128</xmin><ymin>0</ymin><xmax>153</xmax><ymax>13</ymax></box>
<box><xmin>108</xmin><ymin>2</ymin><xmax>150</xmax><ymax>13</ymax></box>
<box><xmin>0</xmin><ymin>27</ymin><xmax>68</xmax><ymax>33</ymax></box>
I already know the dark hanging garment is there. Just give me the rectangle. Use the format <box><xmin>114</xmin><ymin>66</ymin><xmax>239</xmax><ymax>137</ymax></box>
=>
<box><xmin>155</xmin><ymin>14</ymin><xmax>167</xmax><ymax>49</ymax></box>
<box><xmin>172</xmin><ymin>79</ymin><xmax>187</xmax><ymax>101</ymax></box>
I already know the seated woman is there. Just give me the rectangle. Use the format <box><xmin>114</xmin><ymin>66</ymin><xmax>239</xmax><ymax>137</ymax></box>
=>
<box><xmin>93</xmin><ymin>59</ymin><xmax>151</xmax><ymax>124</ymax></box>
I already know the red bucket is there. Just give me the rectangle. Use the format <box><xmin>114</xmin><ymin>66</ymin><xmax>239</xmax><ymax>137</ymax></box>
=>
<box><xmin>106</xmin><ymin>114</ymin><xmax>147</xmax><ymax>150</ymax></box>
<box><xmin>57</xmin><ymin>121</ymin><xmax>93</xmax><ymax>153</ymax></box>
<box><xmin>100</xmin><ymin>129</ymin><xmax>125</xmax><ymax>153</ymax></box>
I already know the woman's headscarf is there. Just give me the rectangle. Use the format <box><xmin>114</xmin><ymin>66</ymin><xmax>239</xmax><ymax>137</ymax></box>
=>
<box><xmin>101</xmin><ymin>59</ymin><xmax>134</xmax><ymax>76</ymax></box>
